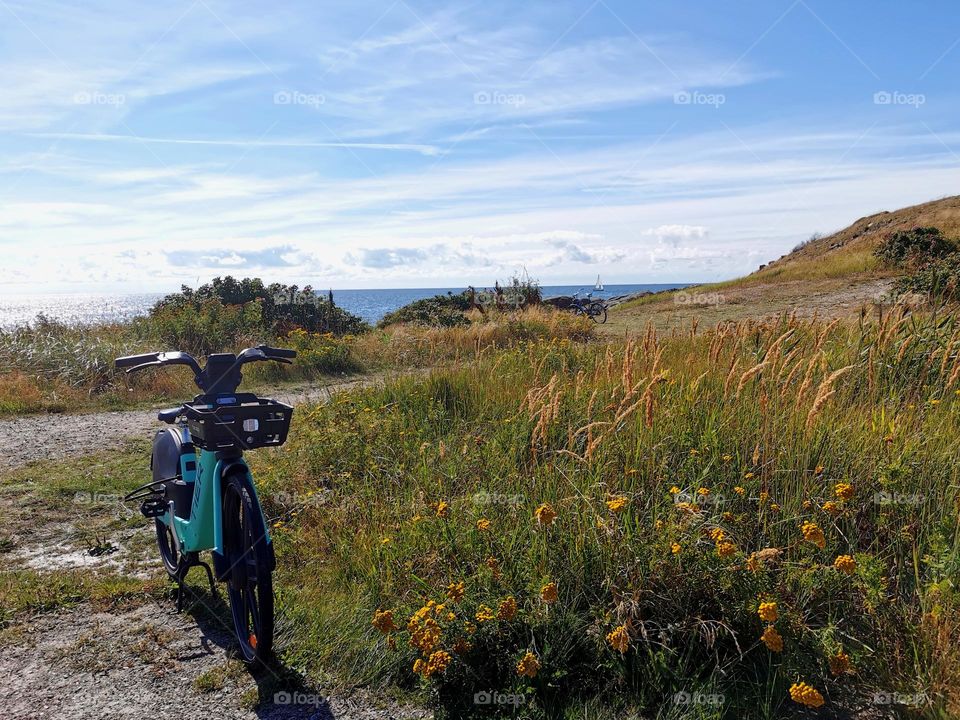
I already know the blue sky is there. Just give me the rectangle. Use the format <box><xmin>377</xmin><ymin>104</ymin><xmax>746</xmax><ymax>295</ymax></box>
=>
<box><xmin>1</xmin><ymin>0</ymin><xmax>958</xmax><ymax>291</ymax></box>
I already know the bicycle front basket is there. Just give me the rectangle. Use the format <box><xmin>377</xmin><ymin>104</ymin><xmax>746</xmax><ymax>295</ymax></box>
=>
<box><xmin>185</xmin><ymin>397</ymin><xmax>293</xmax><ymax>451</ymax></box>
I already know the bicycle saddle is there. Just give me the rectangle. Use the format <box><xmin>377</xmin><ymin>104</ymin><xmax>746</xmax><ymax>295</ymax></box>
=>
<box><xmin>157</xmin><ymin>407</ymin><xmax>182</xmax><ymax>424</ymax></box>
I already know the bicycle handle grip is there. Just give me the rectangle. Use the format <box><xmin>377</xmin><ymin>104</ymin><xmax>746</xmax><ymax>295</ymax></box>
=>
<box><xmin>258</xmin><ymin>345</ymin><xmax>297</xmax><ymax>359</ymax></box>
<box><xmin>115</xmin><ymin>352</ymin><xmax>161</xmax><ymax>369</ymax></box>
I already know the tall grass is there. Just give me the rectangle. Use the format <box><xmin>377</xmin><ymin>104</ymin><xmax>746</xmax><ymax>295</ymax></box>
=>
<box><xmin>253</xmin><ymin>309</ymin><xmax>960</xmax><ymax>718</ymax></box>
<box><xmin>0</xmin><ymin>307</ymin><xmax>594</xmax><ymax>415</ymax></box>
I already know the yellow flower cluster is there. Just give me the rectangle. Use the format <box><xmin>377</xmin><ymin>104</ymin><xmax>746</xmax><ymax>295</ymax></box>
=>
<box><xmin>606</xmin><ymin>496</ymin><xmax>628</xmax><ymax>513</ymax></box>
<box><xmin>371</xmin><ymin>609</ymin><xmax>396</xmax><ymax>634</ymax></box>
<box><xmin>801</xmin><ymin>521</ymin><xmax>826</xmax><ymax>548</ymax></box>
<box><xmin>540</xmin><ymin>582</ymin><xmax>558</xmax><ymax>604</ymax></box>
<box><xmin>716</xmin><ymin>540</ymin><xmax>736</xmax><ymax>558</ymax></box>
<box><xmin>833</xmin><ymin>554</ymin><xmax>856</xmax><ymax>575</ymax></box>
<box><xmin>606</xmin><ymin>624</ymin><xmax>630</xmax><ymax>653</ymax></box>
<box><xmin>708</xmin><ymin>528</ymin><xmax>725</xmax><ymax>542</ymax></box>
<box><xmin>476</xmin><ymin>518</ymin><xmax>491</xmax><ymax>531</ymax></box>
<box><xmin>434</xmin><ymin>500</ymin><xmax>450</xmax><ymax>518</ymax></box>
<box><xmin>497</xmin><ymin>596</ymin><xmax>518</xmax><ymax>621</ymax></box>
<box><xmin>446</xmin><ymin>581</ymin><xmax>465</xmax><ymax>603</ymax></box>
<box><xmin>534</xmin><ymin>502</ymin><xmax>557</xmax><ymax>527</ymax></box>
<box><xmin>408</xmin><ymin>602</ymin><xmax>444</xmax><ymax>653</ymax></box>
<box><xmin>733</xmin><ymin>486</ymin><xmax>746</xmax><ymax>496</ymax></box>
<box><xmin>789</xmin><ymin>681</ymin><xmax>824</xmax><ymax>708</ymax></box>
<box><xmin>829</xmin><ymin>650</ymin><xmax>853</xmax><ymax>676</ymax></box>
<box><xmin>834</xmin><ymin>482</ymin><xmax>854</xmax><ymax>501</ymax></box>
<box><xmin>671</xmin><ymin>542</ymin><xmax>682</xmax><ymax>555</ymax></box>
<box><xmin>758</xmin><ymin>601</ymin><xmax>778</xmax><ymax>622</ymax></box>
<box><xmin>822</xmin><ymin>501</ymin><xmax>840</xmax><ymax>515</ymax></box>
<box><xmin>761</xmin><ymin>625</ymin><xmax>783</xmax><ymax>652</ymax></box>
<box><xmin>413</xmin><ymin>649</ymin><xmax>452</xmax><ymax>677</ymax></box>
<box><xmin>516</xmin><ymin>651</ymin><xmax>541</xmax><ymax>678</ymax></box>
<box><xmin>475</xmin><ymin>605</ymin><xmax>495</xmax><ymax>623</ymax></box>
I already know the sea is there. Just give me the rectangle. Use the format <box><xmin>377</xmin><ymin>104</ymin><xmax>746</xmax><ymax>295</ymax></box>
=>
<box><xmin>0</xmin><ymin>284</ymin><xmax>688</xmax><ymax>329</ymax></box>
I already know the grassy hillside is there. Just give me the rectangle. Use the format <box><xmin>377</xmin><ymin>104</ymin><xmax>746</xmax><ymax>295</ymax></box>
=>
<box><xmin>743</xmin><ymin>194</ymin><xmax>960</xmax><ymax>285</ymax></box>
<box><xmin>609</xmin><ymin>196</ymin><xmax>960</xmax><ymax>333</ymax></box>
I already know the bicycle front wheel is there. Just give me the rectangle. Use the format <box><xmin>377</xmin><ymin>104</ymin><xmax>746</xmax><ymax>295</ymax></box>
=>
<box><xmin>222</xmin><ymin>471</ymin><xmax>274</xmax><ymax>665</ymax></box>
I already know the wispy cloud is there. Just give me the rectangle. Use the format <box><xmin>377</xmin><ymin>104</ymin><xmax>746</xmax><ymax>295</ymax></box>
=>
<box><xmin>26</xmin><ymin>132</ymin><xmax>441</xmax><ymax>155</ymax></box>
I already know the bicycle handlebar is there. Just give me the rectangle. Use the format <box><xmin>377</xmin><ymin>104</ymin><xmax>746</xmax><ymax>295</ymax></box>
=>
<box><xmin>115</xmin><ymin>352</ymin><xmax>162</xmax><ymax>369</ymax></box>
<box><xmin>258</xmin><ymin>345</ymin><xmax>296</xmax><ymax>359</ymax></box>
<box><xmin>115</xmin><ymin>346</ymin><xmax>297</xmax><ymax>392</ymax></box>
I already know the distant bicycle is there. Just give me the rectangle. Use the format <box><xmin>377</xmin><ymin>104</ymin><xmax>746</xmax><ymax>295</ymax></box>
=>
<box><xmin>117</xmin><ymin>345</ymin><xmax>296</xmax><ymax>666</ymax></box>
<box><xmin>570</xmin><ymin>291</ymin><xmax>608</xmax><ymax>323</ymax></box>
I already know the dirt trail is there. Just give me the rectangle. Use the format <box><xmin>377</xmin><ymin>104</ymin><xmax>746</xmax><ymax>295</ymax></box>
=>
<box><xmin>0</xmin><ymin>601</ymin><xmax>426</xmax><ymax>720</ymax></box>
<box><xmin>0</xmin><ymin>376</ymin><xmax>377</xmax><ymax>473</ymax></box>
<box><xmin>0</xmin><ymin>372</ymin><xmax>430</xmax><ymax>719</ymax></box>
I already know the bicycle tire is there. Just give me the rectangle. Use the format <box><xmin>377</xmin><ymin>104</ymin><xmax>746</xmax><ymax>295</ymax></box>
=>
<box><xmin>222</xmin><ymin>471</ymin><xmax>274</xmax><ymax>665</ymax></box>
<box><xmin>155</xmin><ymin>518</ymin><xmax>180</xmax><ymax>577</ymax></box>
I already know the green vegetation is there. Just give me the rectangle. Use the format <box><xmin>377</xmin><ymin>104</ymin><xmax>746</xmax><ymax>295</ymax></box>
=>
<box><xmin>874</xmin><ymin>227</ymin><xmax>954</xmax><ymax>267</ymax></box>
<box><xmin>377</xmin><ymin>291</ymin><xmax>474</xmax><ymax>328</ymax></box>
<box><xmin>0</xmin><ymin>275</ymin><xmax>557</xmax><ymax>416</ymax></box>
<box><xmin>152</xmin><ymin>276</ymin><xmax>370</xmax><ymax>354</ymax></box>
<box><xmin>377</xmin><ymin>278</ymin><xmax>542</xmax><ymax>329</ymax></box>
<box><xmin>873</xmin><ymin>227</ymin><xmax>960</xmax><ymax>300</ymax></box>
<box><xmin>897</xmin><ymin>254</ymin><xmax>960</xmax><ymax>299</ymax></box>
<box><xmin>248</xmin><ymin>311</ymin><xmax>960</xmax><ymax>718</ymax></box>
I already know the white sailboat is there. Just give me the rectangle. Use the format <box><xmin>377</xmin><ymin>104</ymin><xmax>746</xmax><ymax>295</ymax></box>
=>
<box><xmin>594</xmin><ymin>275</ymin><xmax>604</xmax><ymax>292</ymax></box>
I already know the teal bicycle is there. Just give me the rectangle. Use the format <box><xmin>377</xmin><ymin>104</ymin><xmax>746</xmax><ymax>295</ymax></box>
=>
<box><xmin>117</xmin><ymin>346</ymin><xmax>296</xmax><ymax>665</ymax></box>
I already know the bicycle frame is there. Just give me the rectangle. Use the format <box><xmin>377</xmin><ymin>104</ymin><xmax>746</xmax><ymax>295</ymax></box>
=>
<box><xmin>162</xmin><ymin>430</ymin><xmax>271</xmax><ymax>559</ymax></box>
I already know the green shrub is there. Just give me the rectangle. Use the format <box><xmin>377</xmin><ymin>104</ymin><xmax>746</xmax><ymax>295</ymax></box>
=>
<box><xmin>874</xmin><ymin>227</ymin><xmax>954</xmax><ymax>266</ymax></box>
<box><xmin>378</xmin><ymin>278</ymin><xmax>543</xmax><ymax>329</ymax></box>
<box><xmin>378</xmin><ymin>292</ymin><xmax>473</xmax><ymax>328</ymax></box>
<box><xmin>152</xmin><ymin>276</ymin><xmax>369</xmax><ymax>338</ymax></box>
<box><xmin>147</xmin><ymin>297</ymin><xmax>267</xmax><ymax>357</ymax></box>
<box><xmin>895</xmin><ymin>253</ymin><xmax>960</xmax><ymax>299</ymax></box>
<box><xmin>246</xmin><ymin>329</ymin><xmax>361</xmax><ymax>382</ymax></box>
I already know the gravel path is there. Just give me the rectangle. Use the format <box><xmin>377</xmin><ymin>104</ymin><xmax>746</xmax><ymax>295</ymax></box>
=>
<box><xmin>0</xmin><ymin>376</ymin><xmax>376</xmax><ymax>473</ymax></box>
<box><xmin>0</xmin><ymin>602</ymin><xmax>427</xmax><ymax>720</ymax></box>
<box><xmin>0</xmin><ymin>372</ymin><xmax>430</xmax><ymax>719</ymax></box>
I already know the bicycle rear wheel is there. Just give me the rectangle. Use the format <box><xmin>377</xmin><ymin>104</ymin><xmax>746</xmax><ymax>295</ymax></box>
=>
<box><xmin>155</xmin><ymin>518</ymin><xmax>180</xmax><ymax>577</ymax></box>
<box><xmin>222</xmin><ymin>471</ymin><xmax>274</xmax><ymax>665</ymax></box>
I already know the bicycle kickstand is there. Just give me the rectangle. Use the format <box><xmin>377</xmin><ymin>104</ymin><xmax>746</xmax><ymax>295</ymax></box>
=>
<box><xmin>174</xmin><ymin>554</ymin><xmax>218</xmax><ymax>612</ymax></box>
<box><xmin>197</xmin><ymin>559</ymin><xmax>217</xmax><ymax>598</ymax></box>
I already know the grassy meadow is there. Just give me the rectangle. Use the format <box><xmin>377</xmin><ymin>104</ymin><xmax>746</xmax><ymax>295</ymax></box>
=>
<box><xmin>245</xmin><ymin>307</ymin><xmax>960</xmax><ymax>718</ymax></box>
<box><xmin>4</xmin><ymin>264</ymin><xmax>960</xmax><ymax>717</ymax></box>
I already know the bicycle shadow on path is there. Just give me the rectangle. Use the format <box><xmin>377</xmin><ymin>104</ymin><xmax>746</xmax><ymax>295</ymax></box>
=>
<box><xmin>179</xmin><ymin>577</ymin><xmax>337</xmax><ymax>720</ymax></box>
